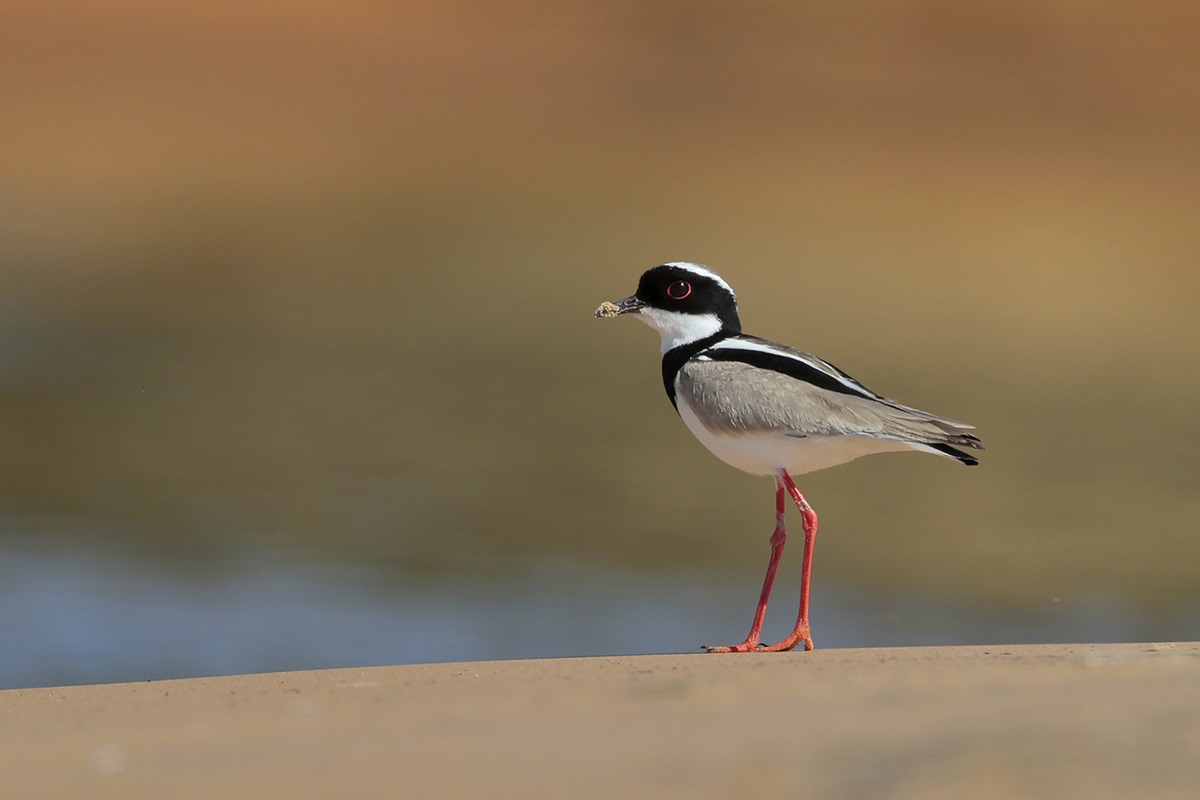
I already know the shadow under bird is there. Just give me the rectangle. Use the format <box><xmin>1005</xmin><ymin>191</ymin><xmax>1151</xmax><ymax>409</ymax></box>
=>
<box><xmin>595</xmin><ymin>262</ymin><xmax>983</xmax><ymax>652</ymax></box>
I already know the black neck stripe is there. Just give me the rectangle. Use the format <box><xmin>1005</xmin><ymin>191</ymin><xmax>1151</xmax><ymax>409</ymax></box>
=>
<box><xmin>661</xmin><ymin>332</ymin><xmax>735</xmax><ymax>410</ymax></box>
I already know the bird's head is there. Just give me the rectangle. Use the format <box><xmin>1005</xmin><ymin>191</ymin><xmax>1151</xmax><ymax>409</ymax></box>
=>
<box><xmin>595</xmin><ymin>262</ymin><xmax>741</xmax><ymax>352</ymax></box>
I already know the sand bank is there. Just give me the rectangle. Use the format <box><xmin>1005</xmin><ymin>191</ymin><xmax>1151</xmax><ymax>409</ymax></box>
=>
<box><xmin>2</xmin><ymin>642</ymin><xmax>1198</xmax><ymax>799</ymax></box>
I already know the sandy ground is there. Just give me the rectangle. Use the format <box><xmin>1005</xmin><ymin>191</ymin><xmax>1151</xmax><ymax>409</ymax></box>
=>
<box><xmin>2</xmin><ymin>642</ymin><xmax>1198</xmax><ymax>799</ymax></box>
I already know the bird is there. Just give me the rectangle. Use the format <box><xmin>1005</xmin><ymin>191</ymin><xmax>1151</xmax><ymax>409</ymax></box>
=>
<box><xmin>595</xmin><ymin>262</ymin><xmax>982</xmax><ymax>652</ymax></box>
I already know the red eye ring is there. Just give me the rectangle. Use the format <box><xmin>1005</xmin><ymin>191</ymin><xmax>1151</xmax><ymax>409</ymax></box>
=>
<box><xmin>667</xmin><ymin>280</ymin><xmax>692</xmax><ymax>300</ymax></box>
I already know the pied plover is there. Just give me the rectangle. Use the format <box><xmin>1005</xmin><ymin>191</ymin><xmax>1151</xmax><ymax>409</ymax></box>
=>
<box><xmin>595</xmin><ymin>262</ymin><xmax>982</xmax><ymax>652</ymax></box>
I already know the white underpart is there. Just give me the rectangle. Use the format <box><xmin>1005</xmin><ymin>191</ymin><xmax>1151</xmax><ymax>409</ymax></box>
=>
<box><xmin>635</xmin><ymin>307</ymin><xmax>724</xmax><ymax>353</ymax></box>
<box><xmin>675</xmin><ymin>374</ymin><xmax>918</xmax><ymax>476</ymax></box>
<box><xmin>661</xmin><ymin>262</ymin><xmax>737</xmax><ymax>299</ymax></box>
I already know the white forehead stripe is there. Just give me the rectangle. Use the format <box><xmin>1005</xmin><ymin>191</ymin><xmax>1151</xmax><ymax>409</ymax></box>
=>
<box><xmin>662</xmin><ymin>262</ymin><xmax>736</xmax><ymax>299</ymax></box>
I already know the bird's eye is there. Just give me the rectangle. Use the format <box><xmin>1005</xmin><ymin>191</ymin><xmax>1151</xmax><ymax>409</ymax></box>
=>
<box><xmin>667</xmin><ymin>281</ymin><xmax>692</xmax><ymax>300</ymax></box>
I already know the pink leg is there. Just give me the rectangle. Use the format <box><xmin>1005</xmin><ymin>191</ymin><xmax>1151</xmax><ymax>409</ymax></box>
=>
<box><xmin>704</xmin><ymin>477</ymin><xmax>788</xmax><ymax>653</ymax></box>
<box><xmin>760</xmin><ymin>469</ymin><xmax>816</xmax><ymax>652</ymax></box>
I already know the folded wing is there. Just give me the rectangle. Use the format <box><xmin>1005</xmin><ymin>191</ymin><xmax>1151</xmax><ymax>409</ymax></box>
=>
<box><xmin>678</xmin><ymin>338</ymin><xmax>983</xmax><ymax>457</ymax></box>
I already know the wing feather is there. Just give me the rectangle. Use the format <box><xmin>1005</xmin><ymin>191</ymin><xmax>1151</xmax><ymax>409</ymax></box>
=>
<box><xmin>678</xmin><ymin>353</ymin><xmax>982</xmax><ymax>450</ymax></box>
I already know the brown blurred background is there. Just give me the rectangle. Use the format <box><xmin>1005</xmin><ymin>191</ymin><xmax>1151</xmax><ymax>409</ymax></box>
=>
<box><xmin>1</xmin><ymin>0</ymin><xmax>1198</xmax><ymax>687</ymax></box>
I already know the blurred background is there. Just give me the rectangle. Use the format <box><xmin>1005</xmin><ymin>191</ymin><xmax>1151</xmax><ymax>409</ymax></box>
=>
<box><xmin>1</xmin><ymin>0</ymin><xmax>1198</xmax><ymax>689</ymax></box>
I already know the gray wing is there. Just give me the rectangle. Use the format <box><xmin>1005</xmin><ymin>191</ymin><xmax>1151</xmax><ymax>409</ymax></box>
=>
<box><xmin>677</xmin><ymin>358</ymin><xmax>981</xmax><ymax>449</ymax></box>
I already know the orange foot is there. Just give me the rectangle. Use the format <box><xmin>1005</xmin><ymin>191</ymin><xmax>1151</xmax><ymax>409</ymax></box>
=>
<box><xmin>758</xmin><ymin>627</ymin><xmax>813</xmax><ymax>652</ymax></box>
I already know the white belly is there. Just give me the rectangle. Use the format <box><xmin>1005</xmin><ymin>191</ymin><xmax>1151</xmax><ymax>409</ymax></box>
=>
<box><xmin>676</xmin><ymin>392</ymin><xmax>914</xmax><ymax>476</ymax></box>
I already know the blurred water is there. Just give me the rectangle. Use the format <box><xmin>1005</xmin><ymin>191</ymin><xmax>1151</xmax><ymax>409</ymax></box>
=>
<box><xmin>1</xmin><ymin>197</ymin><xmax>1197</xmax><ymax>690</ymax></box>
<box><xmin>1</xmin><ymin>210</ymin><xmax>1198</xmax><ymax>689</ymax></box>
<box><xmin>3</xmin><ymin>1</ymin><xmax>1200</xmax><ymax>691</ymax></box>
<box><xmin>2</xmin><ymin>536</ymin><xmax>1195</xmax><ymax>691</ymax></box>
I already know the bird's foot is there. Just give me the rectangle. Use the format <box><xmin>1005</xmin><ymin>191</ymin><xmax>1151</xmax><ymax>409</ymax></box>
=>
<box><xmin>758</xmin><ymin>627</ymin><xmax>814</xmax><ymax>652</ymax></box>
<box><xmin>702</xmin><ymin>640</ymin><xmax>762</xmax><ymax>654</ymax></box>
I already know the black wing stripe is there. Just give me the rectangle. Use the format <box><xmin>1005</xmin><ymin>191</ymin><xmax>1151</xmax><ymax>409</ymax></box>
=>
<box><xmin>927</xmin><ymin>443</ymin><xmax>980</xmax><ymax>465</ymax></box>
<box><xmin>699</xmin><ymin>346</ymin><xmax>880</xmax><ymax>400</ymax></box>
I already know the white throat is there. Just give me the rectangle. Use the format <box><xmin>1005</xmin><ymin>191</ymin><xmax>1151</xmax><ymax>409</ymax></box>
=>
<box><xmin>635</xmin><ymin>307</ymin><xmax>724</xmax><ymax>353</ymax></box>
